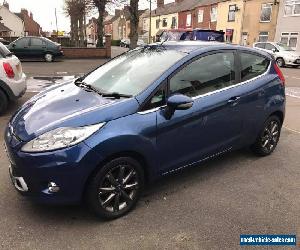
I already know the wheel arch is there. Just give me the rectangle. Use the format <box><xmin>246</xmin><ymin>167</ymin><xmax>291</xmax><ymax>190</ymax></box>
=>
<box><xmin>82</xmin><ymin>150</ymin><xmax>152</xmax><ymax>200</ymax></box>
<box><xmin>269</xmin><ymin>110</ymin><xmax>284</xmax><ymax>125</ymax></box>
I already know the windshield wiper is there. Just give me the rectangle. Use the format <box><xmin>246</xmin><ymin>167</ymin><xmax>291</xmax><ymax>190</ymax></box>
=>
<box><xmin>102</xmin><ymin>92</ymin><xmax>132</xmax><ymax>99</ymax></box>
<box><xmin>74</xmin><ymin>79</ymin><xmax>102</xmax><ymax>95</ymax></box>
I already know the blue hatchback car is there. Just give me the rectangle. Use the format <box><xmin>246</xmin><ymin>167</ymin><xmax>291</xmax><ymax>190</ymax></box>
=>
<box><xmin>4</xmin><ymin>41</ymin><xmax>285</xmax><ymax>219</ymax></box>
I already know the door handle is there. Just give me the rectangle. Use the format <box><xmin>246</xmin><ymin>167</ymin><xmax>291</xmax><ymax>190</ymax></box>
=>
<box><xmin>227</xmin><ymin>96</ymin><xmax>240</xmax><ymax>106</ymax></box>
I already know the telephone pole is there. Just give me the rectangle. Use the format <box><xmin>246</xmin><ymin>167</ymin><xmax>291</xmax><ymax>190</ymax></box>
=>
<box><xmin>55</xmin><ymin>8</ymin><xmax>59</xmax><ymax>37</ymax></box>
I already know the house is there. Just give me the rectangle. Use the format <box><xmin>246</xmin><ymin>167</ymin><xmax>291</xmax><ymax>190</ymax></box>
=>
<box><xmin>0</xmin><ymin>2</ymin><xmax>24</xmax><ymax>37</ymax></box>
<box><xmin>178</xmin><ymin>0</ymin><xmax>219</xmax><ymax>30</ymax></box>
<box><xmin>104</xmin><ymin>15</ymin><xmax>113</xmax><ymax>35</ymax></box>
<box><xmin>275</xmin><ymin>0</ymin><xmax>300</xmax><ymax>52</ymax></box>
<box><xmin>0</xmin><ymin>22</ymin><xmax>11</xmax><ymax>37</ymax></box>
<box><xmin>241</xmin><ymin>0</ymin><xmax>280</xmax><ymax>46</ymax></box>
<box><xmin>148</xmin><ymin>0</ymin><xmax>181</xmax><ymax>41</ymax></box>
<box><xmin>139</xmin><ymin>9</ymin><xmax>150</xmax><ymax>42</ymax></box>
<box><xmin>216</xmin><ymin>0</ymin><xmax>244</xmax><ymax>44</ymax></box>
<box><xmin>216</xmin><ymin>0</ymin><xmax>279</xmax><ymax>46</ymax></box>
<box><xmin>15</xmin><ymin>8</ymin><xmax>42</xmax><ymax>36</ymax></box>
<box><xmin>110</xmin><ymin>8</ymin><xmax>130</xmax><ymax>41</ymax></box>
<box><xmin>86</xmin><ymin>17</ymin><xmax>98</xmax><ymax>45</ymax></box>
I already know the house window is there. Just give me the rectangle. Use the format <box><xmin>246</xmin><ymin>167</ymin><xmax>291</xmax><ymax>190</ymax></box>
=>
<box><xmin>171</xmin><ymin>17</ymin><xmax>177</xmax><ymax>28</ymax></box>
<box><xmin>186</xmin><ymin>14</ymin><xmax>192</xmax><ymax>27</ymax></box>
<box><xmin>162</xmin><ymin>18</ymin><xmax>168</xmax><ymax>27</ymax></box>
<box><xmin>260</xmin><ymin>3</ymin><xmax>272</xmax><ymax>22</ymax></box>
<box><xmin>156</xmin><ymin>19</ymin><xmax>160</xmax><ymax>29</ymax></box>
<box><xmin>258</xmin><ymin>31</ymin><xmax>269</xmax><ymax>42</ymax></box>
<box><xmin>228</xmin><ymin>5</ymin><xmax>236</xmax><ymax>21</ymax></box>
<box><xmin>284</xmin><ymin>0</ymin><xmax>300</xmax><ymax>16</ymax></box>
<box><xmin>198</xmin><ymin>9</ymin><xmax>204</xmax><ymax>23</ymax></box>
<box><xmin>210</xmin><ymin>6</ymin><xmax>217</xmax><ymax>22</ymax></box>
<box><xmin>280</xmin><ymin>32</ymin><xmax>299</xmax><ymax>49</ymax></box>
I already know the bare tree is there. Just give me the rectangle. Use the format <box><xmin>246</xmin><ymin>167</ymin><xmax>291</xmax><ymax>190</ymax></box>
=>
<box><xmin>64</xmin><ymin>0</ymin><xmax>92</xmax><ymax>47</ymax></box>
<box><xmin>92</xmin><ymin>0</ymin><xmax>107</xmax><ymax>47</ymax></box>
<box><xmin>128</xmin><ymin>0</ymin><xmax>139</xmax><ymax>49</ymax></box>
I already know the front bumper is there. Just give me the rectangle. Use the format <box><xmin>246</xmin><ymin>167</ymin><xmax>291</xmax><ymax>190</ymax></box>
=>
<box><xmin>286</xmin><ymin>58</ymin><xmax>300</xmax><ymax>66</ymax></box>
<box><xmin>4</xmin><ymin>127</ymin><xmax>103</xmax><ymax>205</ymax></box>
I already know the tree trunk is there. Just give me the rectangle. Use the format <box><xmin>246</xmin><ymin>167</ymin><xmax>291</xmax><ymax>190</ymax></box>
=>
<box><xmin>129</xmin><ymin>0</ymin><xmax>139</xmax><ymax>49</ymax></box>
<box><xmin>96</xmin><ymin>3</ymin><xmax>106</xmax><ymax>47</ymax></box>
<box><xmin>79</xmin><ymin>15</ymin><xmax>84</xmax><ymax>47</ymax></box>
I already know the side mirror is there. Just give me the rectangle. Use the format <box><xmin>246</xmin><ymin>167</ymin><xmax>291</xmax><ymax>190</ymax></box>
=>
<box><xmin>272</xmin><ymin>48</ymin><xmax>277</xmax><ymax>53</ymax></box>
<box><xmin>11</xmin><ymin>43</ymin><xmax>16</xmax><ymax>48</ymax></box>
<box><xmin>164</xmin><ymin>94</ymin><xmax>194</xmax><ymax>119</ymax></box>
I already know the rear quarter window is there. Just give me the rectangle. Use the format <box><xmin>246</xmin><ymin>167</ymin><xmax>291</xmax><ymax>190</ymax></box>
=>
<box><xmin>240</xmin><ymin>52</ymin><xmax>270</xmax><ymax>82</ymax></box>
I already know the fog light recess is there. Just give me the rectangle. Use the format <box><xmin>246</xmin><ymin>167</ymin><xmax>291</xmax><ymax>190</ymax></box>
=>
<box><xmin>48</xmin><ymin>182</ymin><xmax>60</xmax><ymax>193</ymax></box>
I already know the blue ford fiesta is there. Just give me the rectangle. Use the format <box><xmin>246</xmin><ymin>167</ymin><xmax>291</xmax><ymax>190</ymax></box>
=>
<box><xmin>4</xmin><ymin>41</ymin><xmax>285</xmax><ymax>219</ymax></box>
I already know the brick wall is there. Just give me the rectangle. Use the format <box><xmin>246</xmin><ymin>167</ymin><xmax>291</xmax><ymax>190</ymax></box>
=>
<box><xmin>193</xmin><ymin>4</ymin><xmax>217</xmax><ymax>30</ymax></box>
<box><xmin>62</xmin><ymin>36</ymin><xmax>112</xmax><ymax>59</ymax></box>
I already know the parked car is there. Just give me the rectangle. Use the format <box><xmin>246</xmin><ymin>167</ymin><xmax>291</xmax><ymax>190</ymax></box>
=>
<box><xmin>0</xmin><ymin>38</ymin><xmax>10</xmax><ymax>45</ymax></box>
<box><xmin>0</xmin><ymin>42</ymin><xmax>26</xmax><ymax>114</ymax></box>
<box><xmin>253</xmin><ymin>42</ymin><xmax>300</xmax><ymax>68</ymax></box>
<box><xmin>5</xmin><ymin>41</ymin><xmax>285</xmax><ymax>219</ymax></box>
<box><xmin>158</xmin><ymin>29</ymin><xmax>225</xmax><ymax>43</ymax></box>
<box><xmin>120</xmin><ymin>38</ymin><xmax>145</xmax><ymax>48</ymax></box>
<box><xmin>7</xmin><ymin>36</ymin><xmax>64</xmax><ymax>62</ymax></box>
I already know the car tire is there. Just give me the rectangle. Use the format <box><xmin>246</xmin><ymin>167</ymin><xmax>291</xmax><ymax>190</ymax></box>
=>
<box><xmin>276</xmin><ymin>58</ymin><xmax>285</xmax><ymax>68</ymax></box>
<box><xmin>44</xmin><ymin>53</ymin><xmax>54</xmax><ymax>62</ymax></box>
<box><xmin>0</xmin><ymin>89</ymin><xmax>8</xmax><ymax>115</ymax></box>
<box><xmin>251</xmin><ymin>115</ymin><xmax>282</xmax><ymax>156</ymax></box>
<box><xmin>86</xmin><ymin>157</ymin><xmax>144</xmax><ymax>219</ymax></box>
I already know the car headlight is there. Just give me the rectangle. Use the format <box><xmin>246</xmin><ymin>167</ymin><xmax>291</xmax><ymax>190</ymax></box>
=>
<box><xmin>21</xmin><ymin>123</ymin><xmax>105</xmax><ymax>153</ymax></box>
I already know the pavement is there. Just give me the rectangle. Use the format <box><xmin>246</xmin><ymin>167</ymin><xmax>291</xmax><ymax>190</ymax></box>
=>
<box><xmin>0</xmin><ymin>50</ymin><xmax>299</xmax><ymax>249</ymax></box>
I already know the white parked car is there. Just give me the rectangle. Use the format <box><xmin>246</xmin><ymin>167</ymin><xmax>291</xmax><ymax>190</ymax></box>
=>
<box><xmin>0</xmin><ymin>42</ymin><xmax>26</xmax><ymax>114</ymax></box>
<box><xmin>120</xmin><ymin>38</ymin><xmax>146</xmax><ymax>48</ymax></box>
<box><xmin>253</xmin><ymin>42</ymin><xmax>300</xmax><ymax>68</ymax></box>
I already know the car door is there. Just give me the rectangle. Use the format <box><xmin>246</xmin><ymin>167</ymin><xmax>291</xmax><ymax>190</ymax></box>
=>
<box><xmin>9</xmin><ymin>38</ymin><xmax>30</xmax><ymax>58</ymax></box>
<box><xmin>155</xmin><ymin>51</ymin><xmax>244</xmax><ymax>174</ymax></box>
<box><xmin>28</xmin><ymin>38</ymin><xmax>46</xmax><ymax>58</ymax></box>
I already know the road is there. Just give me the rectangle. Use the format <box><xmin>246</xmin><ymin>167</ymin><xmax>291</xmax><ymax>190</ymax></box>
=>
<box><xmin>0</xmin><ymin>54</ymin><xmax>299</xmax><ymax>249</ymax></box>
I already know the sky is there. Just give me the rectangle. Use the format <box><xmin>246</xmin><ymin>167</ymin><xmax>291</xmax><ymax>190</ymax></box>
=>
<box><xmin>6</xmin><ymin>0</ymin><xmax>174</xmax><ymax>32</ymax></box>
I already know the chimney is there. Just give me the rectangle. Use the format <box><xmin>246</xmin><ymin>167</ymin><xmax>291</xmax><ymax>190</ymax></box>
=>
<box><xmin>21</xmin><ymin>8</ymin><xmax>29</xmax><ymax>16</ymax></box>
<box><xmin>30</xmin><ymin>12</ymin><xmax>33</xmax><ymax>19</ymax></box>
<box><xmin>157</xmin><ymin>0</ymin><xmax>164</xmax><ymax>8</ymax></box>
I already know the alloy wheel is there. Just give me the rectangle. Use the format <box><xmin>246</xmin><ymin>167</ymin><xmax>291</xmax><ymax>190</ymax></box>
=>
<box><xmin>261</xmin><ymin>120</ymin><xmax>280</xmax><ymax>153</ymax></box>
<box><xmin>98</xmin><ymin>164</ymin><xmax>139</xmax><ymax>213</ymax></box>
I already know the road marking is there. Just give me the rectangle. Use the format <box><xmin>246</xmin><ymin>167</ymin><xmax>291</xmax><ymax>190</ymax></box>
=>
<box><xmin>292</xmin><ymin>76</ymin><xmax>300</xmax><ymax>80</ymax></box>
<box><xmin>283</xmin><ymin>126</ymin><xmax>300</xmax><ymax>134</ymax></box>
<box><xmin>286</xmin><ymin>87</ymin><xmax>300</xmax><ymax>99</ymax></box>
<box><xmin>56</xmin><ymin>72</ymin><xmax>68</xmax><ymax>75</ymax></box>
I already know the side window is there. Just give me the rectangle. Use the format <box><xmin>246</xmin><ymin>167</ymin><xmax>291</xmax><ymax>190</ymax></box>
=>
<box><xmin>169</xmin><ymin>52</ymin><xmax>236</xmax><ymax>97</ymax></box>
<box><xmin>15</xmin><ymin>38</ymin><xmax>29</xmax><ymax>47</ymax></box>
<box><xmin>30</xmin><ymin>38</ymin><xmax>43</xmax><ymax>46</ymax></box>
<box><xmin>265</xmin><ymin>43</ymin><xmax>275</xmax><ymax>51</ymax></box>
<box><xmin>255</xmin><ymin>43</ymin><xmax>265</xmax><ymax>49</ymax></box>
<box><xmin>240</xmin><ymin>52</ymin><xmax>270</xmax><ymax>82</ymax></box>
<box><xmin>142</xmin><ymin>87</ymin><xmax>166</xmax><ymax>111</ymax></box>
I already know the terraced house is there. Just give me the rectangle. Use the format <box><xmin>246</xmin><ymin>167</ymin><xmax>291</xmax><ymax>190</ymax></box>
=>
<box><xmin>217</xmin><ymin>0</ymin><xmax>279</xmax><ymax>46</ymax></box>
<box><xmin>275</xmin><ymin>0</ymin><xmax>300</xmax><ymax>52</ymax></box>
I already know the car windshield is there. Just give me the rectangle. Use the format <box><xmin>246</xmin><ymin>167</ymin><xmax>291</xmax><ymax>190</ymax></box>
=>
<box><xmin>276</xmin><ymin>43</ymin><xmax>295</xmax><ymax>51</ymax></box>
<box><xmin>82</xmin><ymin>47</ymin><xmax>186</xmax><ymax>96</ymax></box>
<box><xmin>0</xmin><ymin>42</ymin><xmax>12</xmax><ymax>57</ymax></box>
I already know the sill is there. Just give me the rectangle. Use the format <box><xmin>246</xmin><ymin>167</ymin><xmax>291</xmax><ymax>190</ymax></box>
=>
<box><xmin>228</xmin><ymin>19</ymin><xmax>235</xmax><ymax>22</ymax></box>
<box><xmin>260</xmin><ymin>20</ymin><xmax>271</xmax><ymax>23</ymax></box>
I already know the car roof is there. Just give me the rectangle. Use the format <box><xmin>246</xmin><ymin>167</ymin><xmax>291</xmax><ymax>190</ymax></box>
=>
<box><xmin>148</xmin><ymin>41</ymin><xmax>273</xmax><ymax>59</ymax></box>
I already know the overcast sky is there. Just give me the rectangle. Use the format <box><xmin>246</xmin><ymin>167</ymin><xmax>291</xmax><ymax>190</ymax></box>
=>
<box><xmin>6</xmin><ymin>0</ymin><xmax>174</xmax><ymax>32</ymax></box>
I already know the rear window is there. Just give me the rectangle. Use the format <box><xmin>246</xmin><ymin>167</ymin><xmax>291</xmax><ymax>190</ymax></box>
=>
<box><xmin>240</xmin><ymin>52</ymin><xmax>270</xmax><ymax>82</ymax></box>
<box><xmin>255</xmin><ymin>43</ymin><xmax>265</xmax><ymax>49</ymax></box>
